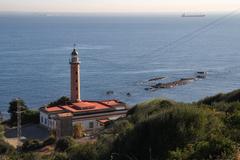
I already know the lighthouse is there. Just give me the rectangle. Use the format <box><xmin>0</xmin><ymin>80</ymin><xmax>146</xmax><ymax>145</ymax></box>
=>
<box><xmin>39</xmin><ymin>45</ymin><xmax>129</xmax><ymax>134</ymax></box>
<box><xmin>70</xmin><ymin>47</ymin><xmax>80</xmax><ymax>102</ymax></box>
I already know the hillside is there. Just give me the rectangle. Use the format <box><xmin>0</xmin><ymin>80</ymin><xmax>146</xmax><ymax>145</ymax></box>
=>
<box><xmin>198</xmin><ymin>89</ymin><xmax>240</xmax><ymax>105</ymax></box>
<box><xmin>2</xmin><ymin>89</ymin><xmax>240</xmax><ymax>159</ymax></box>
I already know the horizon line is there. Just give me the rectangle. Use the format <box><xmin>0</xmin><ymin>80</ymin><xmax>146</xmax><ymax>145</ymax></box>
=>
<box><xmin>0</xmin><ymin>10</ymin><xmax>232</xmax><ymax>15</ymax></box>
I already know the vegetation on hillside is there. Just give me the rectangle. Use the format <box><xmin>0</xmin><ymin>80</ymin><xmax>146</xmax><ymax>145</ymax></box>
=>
<box><xmin>198</xmin><ymin>89</ymin><xmax>240</xmax><ymax>105</ymax></box>
<box><xmin>2</xmin><ymin>89</ymin><xmax>240</xmax><ymax>159</ymax></box>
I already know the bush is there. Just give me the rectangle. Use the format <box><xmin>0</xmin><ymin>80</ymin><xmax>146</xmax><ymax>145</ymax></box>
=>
<box><xmin>226</xmin><ymin>111</ymin><xmax>240</xmax><ymax>129</ymax></box>
<box><xmin>111</xmin><ymin>120</ymin><xmax>133</xmax><ymax>135</ymax></box>
<box><xmin>169</xmin><ymin>136</ymin><xmax>237</xmax><ymax>160</ymax></box>
<box><xmin>55</xmin><ymin>137</ymin><xmax>74</xmax><ymax>152</ymax></box>
<box><xmin>43</xmin><ymin>136</ymin><xmax>56</xmax><ymax>146</ymax></box>
<box><xmin>53</xmin><ymin>153</ymin><xmax>68</xmax><ymax>160</ymax></box>
<box><xmin>111</xmin><ymin>106</ymin><xmax>223</xmax><ymax>160</ymax></box>
<box><xmin>22</xmin><ymin>110</ymin><xmax>39</xmax><ymax>124</ymax></box>
<box><xmin>8</xmin><ymin>152</ymin><xmax>42</xmax><ymax>160</ymax></box>
<box><xmin>128</xmin><ymin>99</ymin><xmax>175</xmax><ymax>123</ymax></box>
<box><xmin>0</xmin><ymin>140</ymin><xmax>14</xmax><ymax>155</ymax></box>
<box><xmin>48</xmin><ymin>96</ymin><xmax>70</xmax><ymax>107</ymax></box>
<box><xmin>21</xmin><ymin>139</ymin><xmax>42</xmax><ymax>152</ymax></box>
<box><xmin>67</xmin><ymin>143</ymin><xmax>98</xmax><ymax>160</ymax></box>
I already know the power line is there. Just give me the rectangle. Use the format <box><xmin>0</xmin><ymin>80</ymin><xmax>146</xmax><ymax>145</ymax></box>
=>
<box><xmin>139</xmin><ymin>8</ymin><xmax>240</xmax><ymax>60</ymax></box>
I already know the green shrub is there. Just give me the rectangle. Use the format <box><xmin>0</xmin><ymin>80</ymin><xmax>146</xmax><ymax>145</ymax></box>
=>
<box><xmin>128</xmin><ymin>99</ymin><xmax>175</xmax><ymax>123</ymax></box>
<box><xmin>43</xmin><ymin>136</ymin><xmax>56</xmax><ymax>146</ymax></box>
<box><xmin>0</xmin><ymin>140</ymin><xmax>14</xmax><ymax>155</ymax></box>
<box><xmin>112</xmin><ymin>120</ymin><xmax>133</xmax><ymax>135</ymax></box>
<box><xmin>111</xmin><ymin>106</ymin><xmax>223</xmax><ymax>160</ymax></box>
<box><xmin>21</xmin><ymin>139</ymin><xmax>42</xmax><ymax>152</ymax></box>
<box><xmin>169</xmin><ymin>136</ymin><xmax>237</xmax><ymax>160</ymax></box>
<box><xmin>55</xmin><ymin>137</ymin><xmax>74</xmax><ymax>152</ymax></box>
<box><xmin>22</xmin><ymin>110</ymin><xmax>39</xmax><ymax>124</ymax></box>
<box><xmin>53</xmin><ymin>152</ymin><xmax>68</xmax><ymax>160</ymax></box>
<box><xmin>67</xmin><ymin>143</ymin><xmax>98</xmax><ymax>160</ymax></box>
<box><xmin>226</xmin><ymin>111</ymin><xmax>240</xmax><ymax>129</ymax></box>
<box><xmin>48</xmin><ymin>96</ymin><xmax>70</xmax><ymax>107</ymax></box>
<box><xmin>8</xmin><ymin>152</ymin><xmax>43</xmax><ymax>160</ymax></box>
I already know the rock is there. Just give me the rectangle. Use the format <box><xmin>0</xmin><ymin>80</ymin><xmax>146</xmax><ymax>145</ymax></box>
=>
<box><xmin>150</xmin><ymin>77</ymin><xmax>195</xmax><ymax>89</ymax></box>
<box><xmin>148</xmin><ymin>76</ymin><xmax>166</xmax><ymax>82</ymax></box>
<box><xmin>126</xmin><ymin>92</ymin><xmax>131</xmax><ymax>97</ymax></box>
<box><xmin>106</xmin><ymin>90</ymin><xmax>114</xmax><ymax>95</ymax></box>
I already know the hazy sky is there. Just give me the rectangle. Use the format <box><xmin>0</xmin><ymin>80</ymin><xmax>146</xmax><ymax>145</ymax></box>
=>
<box><xmin>0</xmin><ymin>0</ymin><xmax>239</xmax><ymax>13</ymax></box>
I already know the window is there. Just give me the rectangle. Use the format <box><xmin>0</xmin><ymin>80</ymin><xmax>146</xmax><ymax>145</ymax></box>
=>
<box><xmin>76</xmin><ymin>87</ymin><xmax>78</xmax><ymax>91</ymax></box>
<box><xmin>45</xmin><ymin>118</ymin><xmax>47</xmax><ymax>125</ymax></box>
<box><xmin>89</xmin><ymin>121</ymin><xmax>94</xmax><ymax>129</ymax></box>
<box><xmin>75</xmin><ymin>79</ymin><xmax>78</xmax><ymax>83</ymax></box>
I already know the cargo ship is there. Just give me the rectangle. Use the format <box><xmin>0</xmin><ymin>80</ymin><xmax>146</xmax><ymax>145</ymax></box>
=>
<box><xmin>182</xmin><ymin>13</ymin><xmax>206</xmax><ymax>17</ymax></box>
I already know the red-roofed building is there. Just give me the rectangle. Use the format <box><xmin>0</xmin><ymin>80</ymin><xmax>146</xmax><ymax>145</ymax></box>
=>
<box><xmin>39</xmin><ymin>47</ymin><xmax>128</xmax><ymax>135</ymax></box>
<box><xmin>40</xmin><ymin>99</ymin><xmax>128</xmax><ymax>131</ymax></box>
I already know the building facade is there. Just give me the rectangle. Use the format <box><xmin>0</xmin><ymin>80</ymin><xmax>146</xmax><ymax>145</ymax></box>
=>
<box><xmin>40</xmin><ymin>99</ymin><xmax>128</xmax><ymax>131</ymax></box>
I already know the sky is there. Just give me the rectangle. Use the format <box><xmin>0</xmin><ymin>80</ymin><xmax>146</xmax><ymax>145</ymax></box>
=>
<box><xmin>0</xmin><ymin>0</ymin><xmax>239</xmax><ymax>13</ymax></box>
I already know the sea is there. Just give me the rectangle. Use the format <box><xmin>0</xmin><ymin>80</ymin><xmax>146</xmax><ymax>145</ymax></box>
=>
<box><xmin>1</xmin><ymin>13</ymin><xmax>240</xmax><ymax>114</ymax></box>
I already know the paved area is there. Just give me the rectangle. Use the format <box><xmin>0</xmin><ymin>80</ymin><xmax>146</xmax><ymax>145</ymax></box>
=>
<box><xmin>4</xmin><ymin>124</ymin><xmax>49</xmax><ymax>140</ymax></box>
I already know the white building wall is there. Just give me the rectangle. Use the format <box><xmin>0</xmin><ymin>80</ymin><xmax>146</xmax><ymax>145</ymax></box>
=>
<box><xmin>48</xmin><ymin>119</ymin><xmax>57</xmax><ymax>130</ymax></box>
<box><xmin>40</xmin><ymin>111</ymin><xmax>49</xmax><ymax>128</ymax></box>
<box><xmin>40</xmin><ymin>111</ymin><xmax>57</xmax><ymax>130</ymax></box>
<box><xmin>40</xmin><ymin>109</ymin><xmax>127</xmax><ymax>131</ymax></box>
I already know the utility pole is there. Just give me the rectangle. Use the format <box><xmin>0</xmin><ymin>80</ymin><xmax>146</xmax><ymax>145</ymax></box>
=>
<box><xmin>149</xmin><ymin>146</ymin><xmax>152</xmax><ymax>160</ymax></box>
<box><xmin>16</xmin><ymin>98</ymin><xmax>22</xmax><ymax>145</ymax></box>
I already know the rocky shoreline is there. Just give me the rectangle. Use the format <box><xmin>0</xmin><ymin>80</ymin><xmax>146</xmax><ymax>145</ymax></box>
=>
<box><xmin>151</xmin><ymin>77</ymin><xmax>196</xmax><ymax>89</ymax></box>
<box><xmin>145</xmin><ymin>72</ymin><xmax>207</xmax><ymax>91</ymax></box>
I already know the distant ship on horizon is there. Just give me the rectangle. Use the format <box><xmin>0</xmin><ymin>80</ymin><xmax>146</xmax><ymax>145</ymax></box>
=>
<box><xmin>182</xmin><ymin>13</ymin><xmax>206</xmax><ymax>18</ymax></box>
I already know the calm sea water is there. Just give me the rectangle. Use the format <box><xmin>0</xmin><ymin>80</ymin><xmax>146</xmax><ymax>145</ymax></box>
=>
<box><xmin>0</xmin><ymin>13</ymin><xmax>240</xmax><ymax>113</ymax></box>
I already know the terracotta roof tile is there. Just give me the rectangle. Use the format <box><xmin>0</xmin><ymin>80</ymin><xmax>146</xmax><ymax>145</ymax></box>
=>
<box><xmin>45</xmin><ymin>106</ymin><xmax>63</xmax><ymax>112</ymax></box>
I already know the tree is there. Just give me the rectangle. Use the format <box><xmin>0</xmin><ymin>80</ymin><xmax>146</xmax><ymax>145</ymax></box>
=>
<box><xmin>8</xmin><ymin>98</ymin><xmax>27</xmax><ymax>124</ymax></box>
<box><xmin>48</xmin><ymin>97</ymin><xmax>70</xmax><ymax>107</ymax></box>
<box><xmin>73</xmin><ymin>123</ymin><xmax>84</xmax><ymax>139</ymax></box>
